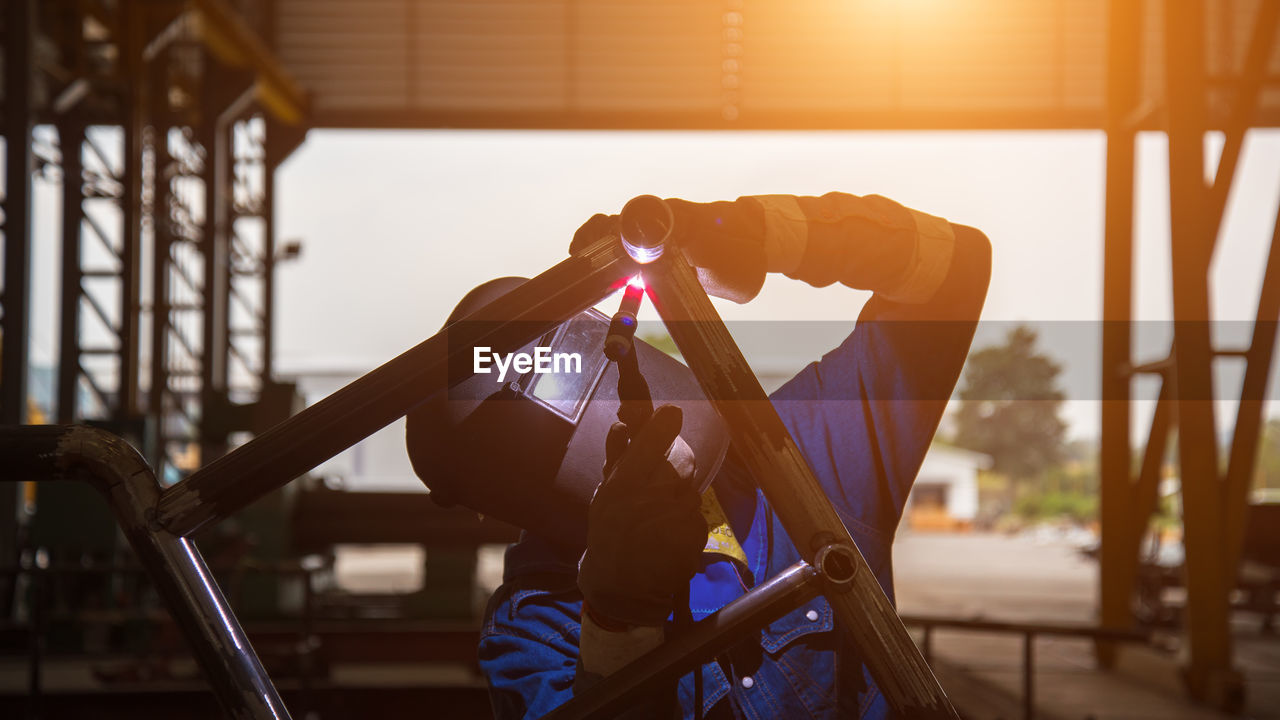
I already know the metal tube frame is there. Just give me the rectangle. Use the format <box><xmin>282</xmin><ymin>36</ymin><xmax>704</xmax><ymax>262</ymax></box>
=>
<box><xmin>0</xmin><ymin>426</ymin><xmax>289</xmax><ymax>720</ymax></box>
<box><xmin>3</xmin><ymin>223</ymin><xmax>958</xmax><ymax>718</ymax></box>
<box><xmin>544</xmin><ymin>561</ymin><xmax>824</xmax><ymax>720</ymax></box>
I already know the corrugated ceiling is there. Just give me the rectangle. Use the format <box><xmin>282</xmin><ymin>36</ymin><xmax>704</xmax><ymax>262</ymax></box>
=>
<box><xmin>272</xmin><ymin>0</ymin><xmax>1280</xmax><ymax>129</ymax></box>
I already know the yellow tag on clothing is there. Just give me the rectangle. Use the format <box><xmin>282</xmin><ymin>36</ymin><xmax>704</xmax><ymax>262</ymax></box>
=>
<box><xmin>699</xmin><ymin>487</ymin><xmax>749</xmax><ymax>568</ymax></box>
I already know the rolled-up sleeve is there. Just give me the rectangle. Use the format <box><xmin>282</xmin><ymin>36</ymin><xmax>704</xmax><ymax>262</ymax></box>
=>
<box><xmin>770</xmin><ymin>223</ymin><xmax>991</xmax><ymax>550</ymax></box>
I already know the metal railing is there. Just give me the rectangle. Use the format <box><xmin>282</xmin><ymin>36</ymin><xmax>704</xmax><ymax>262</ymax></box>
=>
<box><xmin>903</xmin><ymin>614</ymin><xmax>1151</xmax><ymax>720</ymax></box>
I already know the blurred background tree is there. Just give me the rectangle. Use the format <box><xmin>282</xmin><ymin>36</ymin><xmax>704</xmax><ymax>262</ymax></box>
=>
<box><xmin>638</xmin><ymin>332</ymin><xmax>682</xmax><ymax>360</ymax></box>
<box><xmin>1257</xmin><ymin>418</ymin><xmax>1280</xmax><ymax>492</ymax></box>
<box><xmin>953</xmin><ymin>325</ymin><xmax>1068</xmax><ymax>513</ymax></box>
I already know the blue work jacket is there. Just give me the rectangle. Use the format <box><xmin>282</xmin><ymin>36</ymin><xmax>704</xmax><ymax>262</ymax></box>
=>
<box><xmin>478</xmin><ymin>225</ymin><xmax>990</xmax><ymax>719</ymax></box>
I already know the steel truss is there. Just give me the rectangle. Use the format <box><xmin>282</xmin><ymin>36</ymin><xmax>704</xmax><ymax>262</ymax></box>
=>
<box><xmin>1</xmin><ymin>0</ymin><xmax>306</xmax><ymax>637</ymax></box>
<box><xmin>1098</xmin><ymin>0</ymin><xmax>1280</xmax><ymax>712</ymax></box>
<box><xmin>0</xmin><ymin>0</ymin><xmax>306</xmax><ymax>480</ymax></box>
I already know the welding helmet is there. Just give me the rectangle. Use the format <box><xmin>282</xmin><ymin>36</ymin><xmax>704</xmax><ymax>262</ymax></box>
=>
<box><xmin>405</xmin><ymin>277</ymin><xmax>730</xmax><ymax>553</ymax></box>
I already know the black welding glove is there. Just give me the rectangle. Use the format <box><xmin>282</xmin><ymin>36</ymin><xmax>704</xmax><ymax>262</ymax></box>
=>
<box><xmin>577</xmin><ymin>404</ymin><xmax>705</xmax><ymax>628</ymax></box>
<box><xmin>569</xmin><ymin>198</ymin><xmax>768</xmax><ymax>304</ymax></box>
<box><xmin>664</xmin><ymin>198</ymin><xmax>767</xmax><ymax>303</ymax></box>
<box><xmin>572</xmin><ymin>193</ymin><xmax>959</xmax><ymax>306</ymax></box>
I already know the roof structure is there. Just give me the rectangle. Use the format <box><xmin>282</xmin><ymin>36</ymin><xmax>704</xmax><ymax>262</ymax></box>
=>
<box><xmin>272</xmin><ymin>0</ymin><xmax>1280</xmax><ymax>130</ymax></box>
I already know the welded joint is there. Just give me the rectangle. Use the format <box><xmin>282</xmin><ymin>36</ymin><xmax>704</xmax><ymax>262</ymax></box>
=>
<box><xmin>619</xmin><ymin>195</ymin><xmax>673</xmax><ymax>264</ymax></box>
<box><xmin>49</xmin><ymin>426</ymin><xmax>165</xmax><ymax>534</ymax></box>
<box><xmin>1121</xmin><ymin>357</ymin><xmax>1173</xmax><ymax>376</ymax></box>
<box><xmin>813</xmin><ymin>542</ymin><xmax>859</xmax><ymax>593</ymax></box>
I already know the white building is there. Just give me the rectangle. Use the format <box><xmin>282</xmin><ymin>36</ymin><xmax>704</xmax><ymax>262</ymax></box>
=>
<box><xmin>905</xmin><ymin>444</ymin><xmax>993</xmax><ymax>531</ymax></box>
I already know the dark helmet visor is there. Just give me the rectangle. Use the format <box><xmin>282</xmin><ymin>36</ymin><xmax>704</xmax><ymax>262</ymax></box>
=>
<box><xmin>406</xmin><ymin>278</ymin><xmax>729</xmax><ymax>553</ymax></box>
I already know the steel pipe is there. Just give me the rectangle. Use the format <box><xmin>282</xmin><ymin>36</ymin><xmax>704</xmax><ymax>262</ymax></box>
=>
<box><xmin>545</xmin><ymin>561</ymin><xmax>822</xmax><ymax>720</ymax></box>
<box><xmin>156</xmin><ymin>237</ymin><xmax>637</xmax><ymax>536</ymax></box>
<box><xmin>0</xmin><ymin>425</ymin><xmax>289</xmax><ymax>719</ymax></box>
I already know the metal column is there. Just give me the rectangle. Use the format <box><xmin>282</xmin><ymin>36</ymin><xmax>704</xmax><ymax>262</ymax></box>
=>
<box><xmin>2</xmin><ymin>0</ymin><xmax>34</xmax><ymax>425</ymax></box>
<box><xmin>1097</xmin><ymin>0</ymin><xmax>1142</xmax><ymax>669</ymax></box>
<box><xmin>1162</xmin><ymin>2</ymin><xmax>1235</xmax><ymax>702</ymax></box>
<box><xmin>57</xmin><ymin>121</ymin><xmax>86</xmax><ymax>422</ymax></box>
<box><xmin>0</xmin><ymin>0</ymin><xmax>35</xmax><ymax>621</ymax></box>
<box><xmin>199</xmin><ymin>69</ymin><xmax>230</xmax><ymax>465</ymax></box>
<box><xmin>1097</xmin><ymin>0</ymin><xmax>1280</xmax><ymax>710</ymax></box>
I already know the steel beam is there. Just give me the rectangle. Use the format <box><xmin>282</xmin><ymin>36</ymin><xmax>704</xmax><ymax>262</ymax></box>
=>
<box><xmin>151</xmin><ymin>122</ymin><xmax>210</xmax><ymax>477</ymax></box>
<box><xmin>155</xmin><ymin>237</ymin><xmax>637</xmax><ymax>536</ymax></box>
<box><xmin>2</xmin><ymin>0</ymin><xmax>34</xmax><ymax>425</ymax></box>
<box><xmin>0</xmin><ymin>0</ymin><xmax>35</xmax><ymax>624</ymax></box>
<box><xmin>262</xmin><ymin>127</ymin><xmax>278</xmax><ymax>382</ymax></box>
<box><xmin>1131</xmin><ymin>378</ymin><xmax>1173</xmax><ymax>543</ymax></box>
<box><xmin>1223</xmin><ymin>201</ymin><xmax>1280</xmax><ymax>580</ymax></box>
<box><xmin>1097</xmin><ymin>0</ymin><xmax>1142</xmax><ymax>668</ymax></box>
<box><xmin>1163</xmin><ymin>0</ymin><xmax>1240</xmax><ymax>709</ymax></box>
<box><xmin>1101</xmin><ymin>4</ymin><xmax>1280</xmax><ymax>684</ymax></box>
<box><xmin>643</xmin><ymin>249</ymin><xmax>958</xmax><ymax>718</ymax></box>
<box><xmin>1202</xmin><ymin>0</ymin><xmax>1280</xmax><ymax>590</ymax></box>
<box><xmin>54</xmin><ymin>117</ymin><xmax>137</xmax><ymax>428</ymax></box>
<box><xmin>308</xmin><ymin>108</ymin><xmax>1111</xmax><ymax>132</ymax></box>
<box><xmin>219</xmin><ymin>114</ymin><xmax>277</xmax><ymax>430</ymax></box>
<box><xmin>545</xmin><ymin>562</ymin><xmax>823</xmax><ymax>720</ymax></box>
<box><xmin>199</xmin><ymin>60</ymin><xmax>230</xmax><ymax>463</ymax></box>
<box><xmin>1205</xmin><ymin>1</ymin><xmax>1280</xmax><ymax>243</ymax></box>
<box><xmin>193</xmin><ymin>0</ymin><xmax>308</xmax><ymax>125</ymax></box>
<box><xmin>260</xmin><ymin>113</ymin><xmax>309</xmax><ymax>388</ymax></box>
<box><xmin>57</xmin><ymin>121</ymin><xmax>86</xmax><ymax>423</ymax></box>
<box><xmin>148</xmin><ymin>121</ymin><xmax>174</xmax><ymax>473</ymax></box>
<box><xmin>119</xmin><ymin>5</ymin><xmax>144</xmax><ymax>423</ymax></box>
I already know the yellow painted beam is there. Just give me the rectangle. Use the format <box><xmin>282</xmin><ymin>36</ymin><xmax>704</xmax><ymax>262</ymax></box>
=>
<box><xmin>190</xmin><ymin>0</ymin><xmax>308</xmax><ymax>125</ymax></box>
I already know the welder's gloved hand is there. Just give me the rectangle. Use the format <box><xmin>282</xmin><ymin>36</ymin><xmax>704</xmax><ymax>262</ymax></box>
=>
<box><xmin>664</xmin><ymin>198</ymin><xmax>767</xmax><ymax>303</ymax></box>
<box><xmin>569</xmin><ymin>199</ymin><xmax>767</xmax><ymax>303</ymax></box>
<box><xmin>570</xmin><ymin>213</ymin><xmax>621</xmax><ymax>254</ymax></box>
<box><xmin>571</xmin><ymin>192</ymin><xmax>960</xmax><ymax>306</ymax></box>
<box><xmin>577</xmin><ymin>404</ymin><xmax>705</xmax><ymax>628</ymax></box>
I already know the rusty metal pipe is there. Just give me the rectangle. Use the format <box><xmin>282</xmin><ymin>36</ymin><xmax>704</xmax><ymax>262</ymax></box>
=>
<box><xmin>0</xmin><ymin>425</ymin><xmax>290</xmax><ymax>720</ymax></box>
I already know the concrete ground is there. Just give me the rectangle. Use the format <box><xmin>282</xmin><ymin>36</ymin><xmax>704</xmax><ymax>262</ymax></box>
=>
<box><xmin>6</xmin><ymin>531</ymin><xmax>1275</xmax><ymax>719</ymax></box>
<box><xmin>893</xmin><ymin>530</ymin><xmax>1280</xmax><ymax>720</ymax></box>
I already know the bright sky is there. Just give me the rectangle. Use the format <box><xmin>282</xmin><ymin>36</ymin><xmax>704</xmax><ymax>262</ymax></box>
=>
<box><xmin>23</xmin><ymin>129</ymin><xmax>1280</xmax><ymax>442</ymax></box>
<box><xmin>271</xmin><ymin>129</ymin><xmax>1280</xmax><ymax>441</ymax></box>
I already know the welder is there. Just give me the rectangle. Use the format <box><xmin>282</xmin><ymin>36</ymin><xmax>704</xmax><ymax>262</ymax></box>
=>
<box><xmin>405</xmin><ymin>192</ymin><xmax>991</xmax><ymax>719</ymax></box>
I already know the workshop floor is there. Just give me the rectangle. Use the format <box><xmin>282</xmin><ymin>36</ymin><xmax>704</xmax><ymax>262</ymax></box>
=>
<box><xmin>893</xmin><ymin>531</ymin><xmax>1280</xmax><ymax>719</ymax></box>
<box><xmin>6</xmin><ymin>532</ymin><xmax>1275</xmax><ymax>718</ymax></box>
